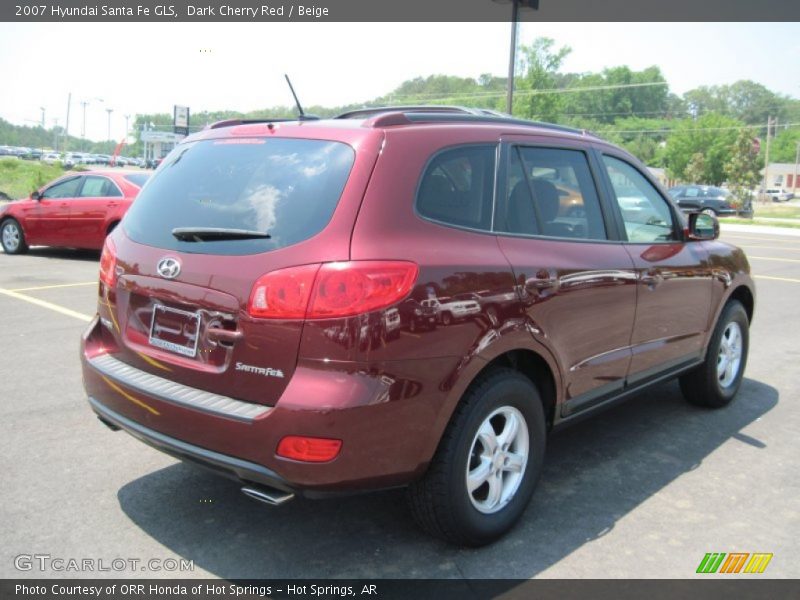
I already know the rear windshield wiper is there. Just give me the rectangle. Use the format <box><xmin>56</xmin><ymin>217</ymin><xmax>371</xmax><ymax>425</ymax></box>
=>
<box><xmin>171</xmin><ymin>227</ymin><xmax>271</xmax><ymax>242</ymax></box>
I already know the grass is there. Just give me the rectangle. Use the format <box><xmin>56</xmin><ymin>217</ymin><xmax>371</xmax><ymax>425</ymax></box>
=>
<box><xmin>751</xmin><ymin>204</ymin><xmax>800</xmax><ymax>219</ymax></box>
<box><xmin>0</xmin><ymin>158</ymin><xmax>68</xmax><ymax>201</ymax></box>
<box><xmin>719</xmin><ymin>217</ymin><xmax>800</xmax><ymax>229</ymax></box>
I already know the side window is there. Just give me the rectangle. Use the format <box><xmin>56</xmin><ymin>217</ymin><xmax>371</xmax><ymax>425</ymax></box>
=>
<box><xmin>498</xmin><ymin>146</ymin><xmax>607</xmax><ymax>241</ymax></box>
<box><xmin>685</xmin><ymin>187</ymin><xmax>700</xmax><ymax>198</ymax></box>
<box><xmin>41</xmin><ymin>177</ymin><xmax>82</xmax><ymax>199</ymax></box>
<box><xmin>79</xmin><ymin>176</ymin><xmax>113</xmax><ymax>197</ymax></box>
<box><xmin>602</xmin><ymin>155</ymin><xmax>676</xmax><ymax>243</ymax></box>
<box><xmin>416</xmin><ymin>145</ymin><xmax>496</xmax><ymax>231</ymax></box>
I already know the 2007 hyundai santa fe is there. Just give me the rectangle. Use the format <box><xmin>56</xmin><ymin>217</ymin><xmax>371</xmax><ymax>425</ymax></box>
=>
<box><xmin>81</xmin><ymin>107</ymin><xmax>754</xmax><ymax>546</ymax></box>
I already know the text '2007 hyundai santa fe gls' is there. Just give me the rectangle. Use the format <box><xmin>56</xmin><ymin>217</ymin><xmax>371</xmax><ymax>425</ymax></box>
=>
<box><xmin>81</xmin><ymin>107</ymin><xmax>754</xmax><ymax>546</ymax></box>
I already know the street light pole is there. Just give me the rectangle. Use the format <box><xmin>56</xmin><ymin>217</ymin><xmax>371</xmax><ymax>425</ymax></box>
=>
<box><xmin>106</xmin><ymin>108</ymin><xmax>113</xmax><ymax>141</ymax></box>
<box><xmin>506</xmin><ymin>0</ymin><xmax>519</xmax><ymax>115</ymax></box>
<box><xmin>39</xmin><ymin>107</ymin><xmax>45</xmax><ymax>129</ymax></box>
<box><xmin>499</xmin><ymin>0</ymin><xmax>539</xmax><ymax>117</ymax></box>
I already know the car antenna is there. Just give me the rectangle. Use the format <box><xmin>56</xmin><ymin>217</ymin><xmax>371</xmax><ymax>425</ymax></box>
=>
<box><xmin>284</xmin><ymin>74</ymin><xmax>319</xmax><ymax>121</ymax></box>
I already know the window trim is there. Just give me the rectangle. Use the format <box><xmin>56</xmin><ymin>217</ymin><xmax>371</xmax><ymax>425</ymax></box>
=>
<box><xmin>493</xmin><ymin>141</ymin><xmax>618</xmax><ymax>244</ymax></box>
<box><xmin>595</xmin><ymin>150</ymin><xmax>686</xmax><ymax>245</ymax></box>
<box><xmin>413</xmin><ymin>142</ymin><xmax>500</xmax><ymax>235</ymax></box>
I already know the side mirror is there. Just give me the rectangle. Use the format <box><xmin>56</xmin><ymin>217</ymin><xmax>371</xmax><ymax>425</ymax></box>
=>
<box><xmin>687</xmin><ymin>212</ymin><xmax>719</xmax><ymax>241</ymax></box>
<box><xmin>30</xmin><ymin>190</ymin><xmax>41</xmax><ymax>201</ymax></box>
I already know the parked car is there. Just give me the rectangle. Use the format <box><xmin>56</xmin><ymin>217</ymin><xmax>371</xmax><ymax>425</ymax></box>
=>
<box><xmin>762</xmin><ymin>187</ymin><xmax>794</xmax><ymax>202</ymax></box>
<box><xmin>20</xmin><ymin>148</ymin><xmax>43</xmax><ymax>160</ymax></box>
<box><xmin>80</xmin><ymin>107</ymin><xmax>754</xmax><ymax>546</ymax></box>
<box><xmin>0</xmin><ymin>171</ymin><xmax>150</xmax><ymax>253</ymax></box>
<box><xmin>667</xmin><ymin>185</ymin><xmax>741</xmax><ymax>216</ymax></box>
<box><xmin>42</xmin><ymin>152</ymin><xmax>62</xmax><ymax>164</ymax></box>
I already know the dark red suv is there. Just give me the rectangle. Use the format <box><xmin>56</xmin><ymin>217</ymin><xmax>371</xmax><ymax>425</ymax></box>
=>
<box><xmin>81</xmin><ymin>107</ymin><xmax>754</xmax><ymax>545</ymax></box>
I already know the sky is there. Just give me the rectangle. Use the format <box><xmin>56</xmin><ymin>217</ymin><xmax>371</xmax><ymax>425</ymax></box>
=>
<box><xmin>0</xmin><ymin>22</ymin><xmax>797</xmax><ymax>142</ymax></box>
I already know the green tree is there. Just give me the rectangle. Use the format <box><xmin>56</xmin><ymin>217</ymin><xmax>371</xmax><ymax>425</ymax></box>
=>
<box><xmin>768</xmin><ymin>127</ymin><xmax>800</xmax><ymax>163</ymax></box>
<box><xmin>685</xmin><ymin>153</ymin><xmax>706</xmax><ymax>183</ymax></box>
<box><xmin>725</xmin><ymin>129</ymin><xmax>761</xmax><ymax>209</ymax></box>
<box><xmin>664</xmin><ymin>113</ymin><xmax>742</xmax><ymax>184</ymax></box>
<box><xmin>513</xmin><ymin>38</ymin><xmax>571</xmax><ymax>121</ymax></box>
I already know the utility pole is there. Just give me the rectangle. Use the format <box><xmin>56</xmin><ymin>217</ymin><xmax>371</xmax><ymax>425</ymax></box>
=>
<box><xmin>64</xmin><ymin>92</ymin><xmax>71</xmax><ymax>151</ymax></box>
<box><xmin>52</xmin><ymin>118</ymin><xmax>59</xmax><ymax>151</ymax></box>
<box><xmin>762</xmin><ymin>116</ymin><xmax>773</xmax><ymax>202</ymax></box>
<box><xmin>124</xmin><ymin>114</ymin><xmax>130</xmax><ymax>139</ymax></box>
<box><xmin>793</xmin><ymin>141</ymin><xmax>799</xmax><ymax>197</ymax></box>
<box><xmin>40</xmin><ymin>107</ymin><xmax>45</xmax><ymax>129</ymax></box>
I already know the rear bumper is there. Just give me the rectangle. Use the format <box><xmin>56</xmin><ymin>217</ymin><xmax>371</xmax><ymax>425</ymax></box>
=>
<box><xmin>88</xmin><ymin>396</ymin><xmax>295</xmax><ymax>494</ymax></box>
<box><xmin>81</xmin><ymin>316</ymin><xmax>457</xmax><ymax>495</ymax></box>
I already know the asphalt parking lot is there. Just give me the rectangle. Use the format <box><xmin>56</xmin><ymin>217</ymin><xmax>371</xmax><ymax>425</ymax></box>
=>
<box><xmin>1</xmin><ymin>229</ymin><xmax>799</xmax><ymax>579</ymax></box>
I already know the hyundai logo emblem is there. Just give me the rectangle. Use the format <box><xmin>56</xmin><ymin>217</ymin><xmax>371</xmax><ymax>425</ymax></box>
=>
<box><xmin>156</xmin><ymin>257</ymin><xmax>181</xmax><ymax>279</ymax></box>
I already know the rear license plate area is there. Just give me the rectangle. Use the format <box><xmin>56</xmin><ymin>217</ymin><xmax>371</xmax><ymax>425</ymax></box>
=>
<box><xmin>148</xmin><ymin>305</ymin><xmax>201</xmax><ymax>358</ymax></box>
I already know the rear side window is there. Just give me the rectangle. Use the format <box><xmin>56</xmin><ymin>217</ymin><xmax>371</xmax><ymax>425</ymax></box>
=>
<box><xmin>123</xmin><ymin>138</ymin><xmax>355</xmax><ymax>255</ymax></box>
<box><xmin>416</xmin><ymin>145</ymin><xmax>496</xmax><ymax>231</ymax></box>
<box><xmin>498</xmin><ymin>146</ymin><xmax>607</xmax><ymax>241</ymax></box>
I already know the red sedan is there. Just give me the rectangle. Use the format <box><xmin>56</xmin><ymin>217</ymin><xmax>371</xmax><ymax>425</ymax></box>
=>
<box><xmin>0</xmin><ymin>170</ymin><xmax>149</xmax><ymax>254</ymax></box>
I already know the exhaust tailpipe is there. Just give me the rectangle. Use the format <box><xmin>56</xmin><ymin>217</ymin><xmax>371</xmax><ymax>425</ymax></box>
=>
<box><xmin>241</xmin><ymin>485</ymin><xmax>295</xmax><ymax>507</ymax></box>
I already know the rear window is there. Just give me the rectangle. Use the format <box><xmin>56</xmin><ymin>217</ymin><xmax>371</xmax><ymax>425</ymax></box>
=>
<box><xmin>123</xmin><ymin>174</ymin><xmax>150</xmax><ymax>188</ymax></box>
<box><xmin>122</xmin><ymin>138</ymin><xmax>355</xmax><ymax>255</ymax></box>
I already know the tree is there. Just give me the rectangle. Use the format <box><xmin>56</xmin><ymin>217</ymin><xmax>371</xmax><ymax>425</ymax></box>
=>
<box><xmin>513</xmin><ymin>38</ymin><xmax>571</xmax><ymax>121</ymax></box>
<box><xmin>725</xmin><ymin>130</ymin><xmax>761</xmax><ymax>209</ymax></box>
<box><xmin>768</xmin><ymin>127</ymin><xmax>800</xmax><ymax>163</ymax></box>
<box><xmin>685</xmin><ymin>153</ymin><xmax>707</xmax><ymax>184</ymax></box>
<box><xmin>663</xmin><ymin>113</ymin><xmax>742</xmax><ymax>184</ymax></box>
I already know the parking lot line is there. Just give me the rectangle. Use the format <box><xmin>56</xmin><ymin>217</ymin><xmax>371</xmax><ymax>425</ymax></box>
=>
<box><xmin>754</xmin><ymin>274</ymin><xmax>800</xmax><ymax>284</ymax></box>
<box><xmin>747</xmin><ymin>255</ymin><xmax>800</xmax><ymax>264</ymax></box>
<box><xmin>10</xmin><ymin>281</ymin><xmax>96</xmax><ymax>292</ymax></box>
<box><xmin>0</xmin><ymin>287</ymin><xmax>93</xmax><ymax>322</ymax></box>
<box><xmin>722</xmin><ymin>234</ymin><xmax>800</xmax><ymax>245</ymax></box>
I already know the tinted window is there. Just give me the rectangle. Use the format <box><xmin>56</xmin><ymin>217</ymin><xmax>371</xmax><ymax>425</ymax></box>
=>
<box><xmin>42</xmin><ymin>177</ymin><xmax>81</xmax><ymax>199</ymax></box>
<box><xmin>123</xmin><ymin>138</ymin><xmax>355</xmax><ymax>256</ymax></box>
<box><xmin>124</xmin><ymin>174</ymin><xmax>150</xmax><ymax>188</ymax></box>
<box><xmin>499</xmin><ymin>146</ymin><xmax>606</xmax><ymax>241</ymax></box>
<box><xmin>416</xmin><ymin>145</ymin><xmax>495</xmax><ymax>231</ymax></box>
<box><xmin>602</xmin><ymin>155</ymin><xmax>676</xmax><ymax>243</ymax></box>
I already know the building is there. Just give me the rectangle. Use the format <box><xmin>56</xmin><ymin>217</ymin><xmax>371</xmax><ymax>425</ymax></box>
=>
<box><xmin>761</xmin><ymin>163</ymin><xmax>800</xmax><ymax>192</ymax></box>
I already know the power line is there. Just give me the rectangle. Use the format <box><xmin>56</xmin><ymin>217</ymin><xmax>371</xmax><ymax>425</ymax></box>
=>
<box><xmin>383</xmin><ymin>81</ymin><xmax>669</xmax><ymax>103</ymax></box>
<box><xmin>601</xmin><ymin>122</ymin><xmax>800</xmax><ymax>135</ymax></box>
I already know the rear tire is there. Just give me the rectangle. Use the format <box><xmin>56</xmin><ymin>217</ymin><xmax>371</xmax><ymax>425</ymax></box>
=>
<box><xmin>407</xmin><ymin>368</ymin><xmax>546</xmax><ymax>546</ymax></box>
<box><xmin>1</xmin><ymin>218</ymin><xmax>28</xmax><ymax>254</ymax></box>
<box><xmin>680</xmin><ymin>300</ymin><xmax>749</xmax><ymax>408</ymax></box>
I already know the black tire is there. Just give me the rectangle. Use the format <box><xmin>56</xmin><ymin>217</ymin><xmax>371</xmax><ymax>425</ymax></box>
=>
<box><xmin>680</xmin><ymin>300</ymin><xmax>749</xmax><ymax>408</ymax></box>
<box><xmin>1</xmin><ymin>218</ymin><xmax>28</xmax><ymax>255</ymax></box>
<box><xmin>701</xmin><ymin>208</ymin><xmax>717</xmax><ymax>217</ymax></box>
<box><xmin>441</xmin><ymin>312</ymin><xmax>452</xmax><ymax>326</ymax></box>
<box><xmin>409</xmin><ymin>319</ymin><xmax>417</xmax><ymax>333</ymax></box>
<box><xmin>407</xmin><ymin>368</ymin><xmax>546</xmax><ymax>546</ymax></box>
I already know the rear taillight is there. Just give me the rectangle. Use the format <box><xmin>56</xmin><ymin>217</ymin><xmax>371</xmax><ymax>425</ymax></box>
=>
<box><xmin>247</xmin><ymin>261</ymin><xmax>418</xmax><ymax>319</ymax></box>
<box><xmin>276</xmin><ymin>436</ymin><xmax>342</xmax><ymax>462</ymax></box>
<box><xmin>99</xmin><ymin>238</ymin><xmax>117</xmax><ymax>288</ymax></box>
<box><xmin>248</xmin><ymin>264</ymin><xmax>320</xmax><ymax>319</ymax></box>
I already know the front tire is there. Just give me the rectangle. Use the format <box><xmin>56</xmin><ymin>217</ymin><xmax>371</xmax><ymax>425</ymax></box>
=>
<box><xmin>680</xmin><ymin>300</ymin><xmax>749</xmax><ymax>408</ymax></box>
<box><xmin>407</xmin><ymin>368</ymin><xmax>546</xmax><ymax>546</ymax></box>
<box><xmin>1</xmin><ymin>219</ymin><xmax>28</xmax><ymax>254</ymax></box>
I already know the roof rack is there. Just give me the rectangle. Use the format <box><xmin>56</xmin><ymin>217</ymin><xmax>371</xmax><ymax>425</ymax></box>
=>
<box><xmin>345</xmin><ymin>107</ymin><xmax>591</xmax><ymax>136</ymax></box>
<box><xmin>207</xmin><ymin>115</ymin><xmax>320</xmax><ymax>130</ymax></box>
<box><xmin>335</xmin><ymin>106</ymin><xmax>486</xmax><ymax>120</ymax></box>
